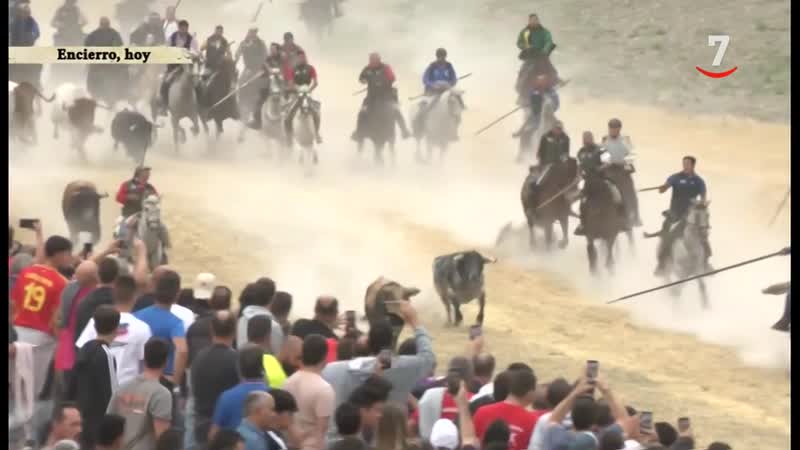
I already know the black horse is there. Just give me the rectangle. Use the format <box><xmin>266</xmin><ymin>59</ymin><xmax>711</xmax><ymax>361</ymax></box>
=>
<box><xmin>198</xmin><ymin>58</ymin><xmax>240</xmax><ymax>142</ymax></box>
<box><xmin>357</xmin><ymin>96</ymin><xmax>397</xmax><ymax>166</ymax></box>
<box><xmin>580</xmin><ymin>174</ymin><xmax>626</xmax><ymax>274</ymax></box>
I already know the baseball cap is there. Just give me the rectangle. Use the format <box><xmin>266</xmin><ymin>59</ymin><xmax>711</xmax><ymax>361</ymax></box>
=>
<box><xmin>193</xmin><ymin>273</ymin><xmax>216</xmax><ymax>300</ymax></box>
<box><xmin>430</xmin><ymin>419</ymin><xmax>459</xmax><ymax>450</ymax></box>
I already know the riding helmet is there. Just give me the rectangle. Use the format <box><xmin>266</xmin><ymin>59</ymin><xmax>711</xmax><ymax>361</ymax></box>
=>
<box><xmin>435</xmin><ymin>48</ymin><xmax>447</xmax><ymax>58</ymax></box>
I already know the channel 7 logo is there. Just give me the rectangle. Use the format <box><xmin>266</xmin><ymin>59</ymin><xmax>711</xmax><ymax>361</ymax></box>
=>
<box><xmin>695</xmin><ymin>35</ymin><xmax>738</xmax><ymax>79</ymax></box>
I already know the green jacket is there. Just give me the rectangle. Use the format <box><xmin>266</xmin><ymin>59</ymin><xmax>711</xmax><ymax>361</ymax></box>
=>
<box><xmin>516</xmin><ymin>25</ymin><xmax>554</xmax><ymax>55</ymax></box>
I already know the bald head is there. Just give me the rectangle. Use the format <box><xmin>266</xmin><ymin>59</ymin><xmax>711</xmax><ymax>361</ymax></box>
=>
<box><xmin>314</xmin><ymin>296</ymin><xmax>338</xmax><ymax>326</ymax></box>
<box><xmin>99</xmin><ymin>17</ymin><xmax>110</xmax><ymax>28</ymax></box>
<box><xmin>74</xmin><ymin>260</ymin><xmax>99</xmax><ymax>286</ymax></box>
<box><xmin>473</xmin><ymin>352</ymin><xmax>496</xmax><ymax>380</ymax></box>
<box><xmin>149</xmin><ymin>265</ymin><xmax>171</xmax><ymax>290</ymax></box>
<box><xmin>244</xmin><ymin>391</ymin><xmax>274</xmax><ymax>416</ymax></box>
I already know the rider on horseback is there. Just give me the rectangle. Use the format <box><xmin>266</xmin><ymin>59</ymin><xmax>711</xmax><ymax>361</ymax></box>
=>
<box><xmin>235</xmin><ymin>26</ymin><xmax>267</xmax><ymax>72</ymax></box>
<box><xmin>413</xmin><ymin>48</ymin><xmax>463</xmax><ymax>141</ymax></box>
<box><xmin>284</xmin><ymin>51</ymin><xmax>322</xmax><ymax>144</ymax></box>
<box><xmin>201</xmin><ymin>25</ymin><xmax>232</xmax><ymax>76</ymax></box>
<box><xmin>50</xmin><ymin>0</ymin><xmax>87</xmax><ymax>45</ymax></box>
<box><xmin>129</xmin><ymin>12</ymin><xmax>165</xmax><ymax>46</ymax></box>
<box><xmin>512</xmin><ymin>74</ymin><xmax>559</xmax><ymax>137</ymax></box>
<box><xmin>573</xmin><ymin>131</ymin><xmax>626</xmax><ymax>236</ymax></box>
<box><xmin>247</xmin><ymin>43</ymin><xmax>292</xmax><ymax>129</ymax></box>
<box><xmin>280</xmin><ymin>32</ymin><xmax>304</xmax><ymax>67</ymax></box>
<box><xmin>159</xmin><ymin>20</ymin><xmax>199</xmax><ymax>116</ymax></box>
<box><xmin>351</xmin><ymin>52</ymin><xmax>412</xmax><ymax>142</ymax></box>
<box><xmin>652</xmin><ymin>156</ymin><xmax>712</xmax><ymax>275</ymax></box>
<box><xmin>516</xmin><ymin>13</ymin><xmax>559</xmax><ymax>92</ymax></box>
<box><xmin>602</xmin><ymin>118</ymin><xmax>642</xmax><ymax>226</ymax></box>
<box><xmin>115</xmin><ymin>166</ymin><xmax>158</xmax><ymax>218</ymax></box>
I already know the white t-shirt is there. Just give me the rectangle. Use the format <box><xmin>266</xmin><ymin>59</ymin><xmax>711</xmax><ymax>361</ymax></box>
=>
<box><xmin>170</xmin><ymin>304</ymin><xmax>195</xmax><ymax>332</ymax></box>
<box><xmin>76</xmin><ymin>312</ymin><xmax>152</xmax><ymax>386</ymax></box>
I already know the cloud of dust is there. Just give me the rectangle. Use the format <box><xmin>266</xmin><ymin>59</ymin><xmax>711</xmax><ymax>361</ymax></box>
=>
<box><xmin>10</xmin><ymin>0</ymin><xmax>790</xmax><ymax>370</ymax></box>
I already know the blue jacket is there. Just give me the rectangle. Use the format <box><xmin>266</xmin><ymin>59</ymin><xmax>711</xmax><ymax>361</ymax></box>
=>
<box><xmin>9</xmin><ymin>15</ymin><xmax>39</xmax><ymax>46</ymax></box>
<box><xmin>238</xmin><ymin>419</ymin><xmax>268</xmax><ymax>450</ymax></box>
<box><xmin>422</xmin><ymin>61</ymin><xmax>457</xmax><ymax>89</ymax></box>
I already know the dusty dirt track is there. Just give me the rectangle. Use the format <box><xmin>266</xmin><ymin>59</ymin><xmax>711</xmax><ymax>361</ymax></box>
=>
<box><xmin>9</xmin><ymin>1</ymin><xmax>791</xmax><ymax>449</ymax></box>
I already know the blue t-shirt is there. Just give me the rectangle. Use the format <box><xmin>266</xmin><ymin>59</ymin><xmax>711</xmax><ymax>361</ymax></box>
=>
<box><xmin>213</xmin><ymin>381</ymin><xmax>270</xmax><ymax>430</ymax></box>
<box><xmin>666</xmin><ymin>172</ymin><xmax>706</xmax><ymax>217</ymax></box>
<box><xmin>134</xmin><ymin>305</ymin><xmax>185</xmax><ymax>375</ymax></box>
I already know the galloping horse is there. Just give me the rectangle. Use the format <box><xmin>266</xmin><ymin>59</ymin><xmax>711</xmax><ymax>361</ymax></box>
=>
<box><xmin>657</xmin><ymin>199</ymin><xmax>712</xmax><ymax>308</ymax></box>
<box><xmin>166</xmin><ymin>63</ymin><xmax>202</xmax><ymax>151</ymax></box>
<box><xmin>289</xmin><ymin>84</ymin><xmax>319</xmax><ymax>169</ymax></box>
<box><xmin>357</xmin><ymin>95</ymin><xmax>397</xmax><ymax>166</ymax></box>
<box><xmin>236</xmin><ymin>65</ymin><xmax>267</xmax><ymax>142</ymax></box>
<box><xmin>198</xmin><ymin>58</ymin><xmax>239</xmax><ymax>141</ymax></box>
<box><xmin>580</xmin><ymin>174</ymin><xmax>627</xmax><ymax>274</ymax></box>
<box><xmin>114</xmin><ymin>194</ymin><xmax>170</xmax><ymax>272</ymax></box>
<box><xmin>520</xmin><ymin>157</ymin><xmax>578</xmax><ymax>250</ymax></box>
<box><xmin>260</xmin><ymin>67</ymin><xmax>289</xmax><ymax>155</ymax></box>
<box><xmin>413</xmin><ymin>89</ymin><xmax>465</xmax><ymax>164</ymax></box>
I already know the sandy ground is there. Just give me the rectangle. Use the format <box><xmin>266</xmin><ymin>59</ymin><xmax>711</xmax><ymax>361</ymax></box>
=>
<box><xmin>10</xmin><ymin>1</ymin><xmax>791</xmax><ymax>449</ymax></box>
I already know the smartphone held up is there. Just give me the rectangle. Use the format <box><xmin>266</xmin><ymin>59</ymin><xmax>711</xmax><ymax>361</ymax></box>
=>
<box><xmin>586</xmin><ymin>360</ymin><xmax>599</xmax><ymax>383</ymax></box>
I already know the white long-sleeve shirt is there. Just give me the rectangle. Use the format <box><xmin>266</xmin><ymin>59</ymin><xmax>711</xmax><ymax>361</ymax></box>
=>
<box><xmin>602</xmin><ymin>135</ymin><xmax>633</xmax><ymax>165</ymax></box>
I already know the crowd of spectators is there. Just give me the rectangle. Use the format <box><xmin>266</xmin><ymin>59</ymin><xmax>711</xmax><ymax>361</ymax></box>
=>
<box><xmin>9</xmin><ymin>221</ymin><xmax>734</xmax><ymax>450</ymax></box>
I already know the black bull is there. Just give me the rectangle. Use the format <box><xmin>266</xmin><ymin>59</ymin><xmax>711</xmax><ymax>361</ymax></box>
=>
<box><xmin>62</xmin><ymin>181</ymin><xmax>106</xmax><ymax>244</ymax></box>
<box><xmin>111</xmin><ymin>109</ymin><xmax>154</xmax><ymax>163</ymax></box>
<box><xmin>433</xmin><ymin>250</ymin><xmax>497</xmax><ymax>326</ymax></box>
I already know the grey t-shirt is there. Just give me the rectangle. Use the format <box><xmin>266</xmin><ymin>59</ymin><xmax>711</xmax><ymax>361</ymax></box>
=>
<box><xmin>107</xmin><ymin>374</ymin><xmax>173</xmax><ymax>450</ymax></box>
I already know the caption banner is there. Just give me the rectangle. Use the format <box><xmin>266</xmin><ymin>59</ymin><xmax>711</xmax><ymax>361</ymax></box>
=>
<box><xmin>8</xmin><ymin>46</ymin><xmax>193</xmax><ymax>64</ymax></box>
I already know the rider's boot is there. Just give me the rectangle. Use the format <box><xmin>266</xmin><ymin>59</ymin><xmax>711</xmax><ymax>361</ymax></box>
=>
<box><xmin>159</xmin><ymin>81</ymin><xmax>170</xmax><ymax>116</ymax></box>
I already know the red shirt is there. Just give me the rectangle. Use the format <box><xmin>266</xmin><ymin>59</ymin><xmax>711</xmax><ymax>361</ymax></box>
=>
<box><xmin>473</xmin><ymin>402</ymin><xmax>545</xmax><ymax>450</ymax></box>
<box><xmin>410</xmin><ymin>390</ymin><xmax>473</xmax><ymax>426</ymax></box>
<box><xmin>11</xmin><ymin>264</ymin><xmax>68</xmax><ymax>335</ymax></box>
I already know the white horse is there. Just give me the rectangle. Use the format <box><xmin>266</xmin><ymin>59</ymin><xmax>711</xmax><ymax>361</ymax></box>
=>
<box><xmin>412</xmin><ymin>88</ymin><xmax>465</xmax><ymax>164</ymax></box>
<box><xmin>113</xmin><ymin>194</ymin><xmax>171</xmax><ymax>272</ymax></box>
<box><xmin>289</xmin><ymin>84</ymin><xmax>319</xmax><ymax>172</ymax></box>
<box><xmin>665</xmin><ymin>198</ymin><xmax>712</xmax><ymax>309</ymax></box>
<box><xmin>259</xmin><ymin>67</ymin><xmax>289</xmax><ymax>156</ymax></box>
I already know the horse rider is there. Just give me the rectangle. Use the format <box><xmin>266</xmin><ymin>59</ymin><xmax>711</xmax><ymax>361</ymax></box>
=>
<box><xmin>413</xmin><ymin>48</ymin><xmax>463</xmax><ymax>140</ymax></box>
<box><xmin>201</xmin><ymin>25</ymin><xmax>232</xmax><ymax>75</ymax></box>
<box><xmin>284</xmin><ymin>51</ymin><xmax>322</xmax><ymax>144</ymax></box>
<box><xmin>9</xmin><ymin>2</ymin><xmax>39</xmax><ymax>46</ymax></box>
<box><xmin>602</xmin><ymin>118</ymin><xmax>642</xmax><ymax>226</ymax></box>
<box><xmin>512</xmin><ymin>74</ymin><xmax>559</xmax><ymax>138</ymax></box>
<box><xmin>162</xmin><ymin>5</ymin><xmax>179</xmax><ymax>43</ymax></box>
<box><xmin>652</xmin><ymin>155</ymin><xmax>712</xmax><ymax>275</ymax></box>
<box><xmin>159</xmin><ymin>19</ymin><xmax>199</xmax><ymax>115</ymax></box>
<box><xmin>129</xmin><ymin>12</ymin><xmax>165</xmax><ymax>46</ymax></box>
<box><xmin>351</xmin><ymin>52</ymin><xmax>412</xmax><ymax>142</ymax></box>
<box><xmin>537</xmin><ymin>120</ymin><xmax>570</xmax><ymax>167</ymax></box>
<box><xmin>247</xmin><ymin>43</ymin><xmax>292</xmax><ymax>129</ymax></box>
<box><xmin>280</xmin><ymin>32</ymin><xmax>304</xmax><ymax>67</ymax></box>
<box><xmin>50</xmin><ymin>0</ymin><xmax>87</xmax><ymax>45</ymax></box>
<box><xmin>116</xmin><ymin>166</ymin><xmax>158</xmax><ymax>218</ymax></box>
<box><xmin>573</xmin><ymin>131</ymin><xmax>626</xmax><ymax>236</ymax></box>
<box><xmin>235</xmin><ymin>26</ymin><xmax>268</xmax><ymax>73</ymax></box>
<box><xmin>516</xmin><ymin>13</ymin><xmax>559</xmax><ymax>91</ymax></box>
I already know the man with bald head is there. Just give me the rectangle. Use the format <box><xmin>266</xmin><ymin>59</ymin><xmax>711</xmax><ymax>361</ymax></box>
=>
<box><xmin>279</xmin><ymin>335</ymin><xmax>303</xmax><ymax>378</ymax></box>
<box><xmin>54</xmin><ymin>259</ymin><xmax>98</xmax><ymax>395</ymax></box>
<box><xmin>291</xmin><ymin>296</ymin><xmax>341</xmax><ymax>340</ymax></box>
<box><xmin>237</xmin><ymin>391</ymin><xmax>277</xmax><ymax>450</ymax></box>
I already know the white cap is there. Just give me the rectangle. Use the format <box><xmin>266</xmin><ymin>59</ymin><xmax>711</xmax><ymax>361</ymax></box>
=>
<box><xmin>193</xmin><ymin>273</ymin><xmax>216</xmax><ymax>300</ymax></box>
<box><xmin>430</xmin><ymin>419</ymin><xmax>459</xmax><ymax>450</ymax></box>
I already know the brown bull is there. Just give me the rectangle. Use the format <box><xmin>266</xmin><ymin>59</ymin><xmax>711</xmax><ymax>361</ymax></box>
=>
<box><xmin>10</xmin><ymin>81</ymin><xmax>54</xmax><ymax>144</ymax></box>
<box><xmin>364</xmin><ymin>277</ymin><xmax>421</xmax><ymax>350</ymax></box>
<box><xmin>62</xmin><ymin>180</ymin><xmax>107</xmax><ymax>244</ymax></box>
<box><xmin>65</xmin><ymin>98</ymin><xmax>106</xmax><ymax>161</ymax></box>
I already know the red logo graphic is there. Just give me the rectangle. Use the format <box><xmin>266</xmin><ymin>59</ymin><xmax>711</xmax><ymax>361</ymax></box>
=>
<box><xmin>696</xmin><ymin>35</ymin><xmax>737</xmax><ymax>79</ymax></box>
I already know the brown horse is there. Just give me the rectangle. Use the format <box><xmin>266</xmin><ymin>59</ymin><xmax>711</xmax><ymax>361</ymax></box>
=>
<box><xmin>521</xmin><ymin>157</ymin><xmax>578</xmax><ymax>250</ymax></box>
<box><xmin>580</xmin><ymin>174</ymin><xmax>627</xmax><ymax>274</ymax></box>
<box><xmin>604</xmin><ymin>164</ymin><xmax>639</xmax><ymax>249</ymax></box>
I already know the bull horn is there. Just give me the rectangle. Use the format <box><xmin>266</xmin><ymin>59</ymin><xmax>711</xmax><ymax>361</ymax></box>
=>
<box><xmin>96</xmin><ymin>101</ymin><xmax>112</xmax><ymax>110</ymax></box>
<box><xmin>98</xmin><ymin>192</ymin><xmax>109</xmax><ymax>199</ymax></box>
<box><xmin>481</xmin><ymin>254</ymin><xmax>498</xmax><ymax>263</ymax></box>
<box><xmin>403</xmin><ymin>287</ymin><xmax>421</xmax><ymax>298</ymax></box>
